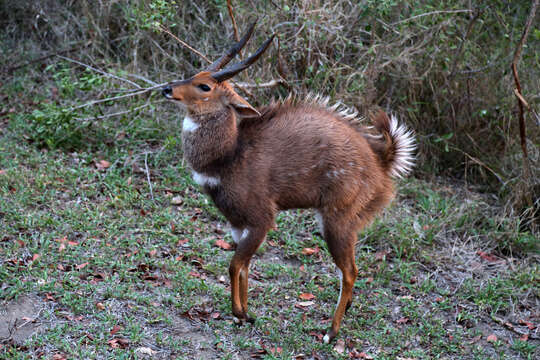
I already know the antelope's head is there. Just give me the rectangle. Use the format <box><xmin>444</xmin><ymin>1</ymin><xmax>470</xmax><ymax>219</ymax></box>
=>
<box><xmin>162</xmin><ymin>22</ymin><xmax>274</xmax><ymax>118</ymax></box>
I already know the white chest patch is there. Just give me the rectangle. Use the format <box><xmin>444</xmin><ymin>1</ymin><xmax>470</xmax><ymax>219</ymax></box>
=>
<box><xmin>192</xmin><ymin>171</ymin><xmax>220</xmax><ymax>187</ymax></box>
<box><xmin>183</xmin><ymin>116</ymin><xmax>199</xmax><ymax>132</ymax></box>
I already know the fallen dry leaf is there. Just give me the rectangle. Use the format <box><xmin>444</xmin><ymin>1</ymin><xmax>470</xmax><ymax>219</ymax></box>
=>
<box><xmin>301</xmin><ymin>247</ymin><xmax>319</xmax><ymax>256</ymax></box>
<box><xmin>476</xmin><ymin>251</ymin><xmax>502</xmax><ymax>263</ymax></box>
<box><xmin>76</xmin><ymin>262</ymin><xmax>89</xmax><ymax>270</ymax></box>
<box><xmin>295</xmin><ymin>301</ymin><xmax>315</xmax><ymax>308</ymax></box>
<box><xmin>486</xmin><ymin>334</ymin><xmax>498</xmax><ymax>343</ymax></box>
<box><xmin>136</xmin><ymin>347</ymin><xmax>156</xmax><ymax>355</ymax></box>
<box><xmin>171</xmin><ymin>196</ymin><xmax>183</xmax><ymax>205</ymax></box>
<box><xmin>269</xmin><ymin>346</ymin><xmax>282</xmax><ymax>354</ymax></box>
<box><xmin>299</xmin><ymin>293</ymin><xmax>316</xmax><ymax>300</ymax></box>
<box><xmin>110</xmin><ymin>325</ymin><xmax>122</xmax><ymax>335</ymax></box>
<box><xmin>215</xmin><ymin>239</ymin><xmax>232</xmax><ymax>250</ymax></box>
<box><xmin>309</xmin><ymin>331</ymin><xmax>323</xmax><ymax>341</ymax></box>
<box><xmin>469</xmin><ymin>335</ymin><xmax>482</xmax><ymax>344</ymax></box>
<box><xmin>374</xmin><ymin>250</ymin><xmax>390</xmax><ymax>261</ymax></box>
<box><xmin>108</xmin><ymin>337</ymin><xmax>129</xmax><ymax>349</ymax></box>
<box><xmin>396</xmin><ymin>317</ymin><xmax>409</xmax><ymax>324</ymax></box>
<box><xmin>520</xmin><ymin>334</ymin><xmax>529</xmax><ymax>341</ymax></box>
<box><xmin>95</xmin><ymin>159</ymin><xmax>111</xmax><ymax>170</ymax></box>
<box><xmin>333</xmin><ymin>339</ymin><xmax>345</xmax><ymax>354</ymax></box>
<box><xmin>211</xmin><ymin>312</ymin><xmax>221</xmax><ymax>319</ymax></box>
<box><xmin>349</xmin><ymin>350</ymin><xmax>374</xmax><ymax>359</ymax></box>
<box><xmin>518</xmin><ymin>319</ymin><xmax>536</xmax><ymax>330</ymax></box>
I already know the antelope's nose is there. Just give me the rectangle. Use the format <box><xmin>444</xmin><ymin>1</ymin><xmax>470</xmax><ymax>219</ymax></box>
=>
<box><xmin>162</xmin><ymin>86</ymin><xmax>172</xmax><ymax>98</ymax></box>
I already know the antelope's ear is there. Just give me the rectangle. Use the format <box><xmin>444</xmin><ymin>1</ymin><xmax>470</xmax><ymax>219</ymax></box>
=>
<box><xmin>228</xmin><ymin>94</ymin><xmax>260</xmax><ymax>118</ymax></box>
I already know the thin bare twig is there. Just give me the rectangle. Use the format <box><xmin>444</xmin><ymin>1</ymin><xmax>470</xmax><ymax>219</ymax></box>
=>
<box><xmin>391</xmin><ymin>9</ymin><xmax>473</xmax><ymax>25</ymax></box>
<box><xmin>158</xmin><ymin>24</ymin><xmax>211</xmax><ymax>64</ymax></box>
<box><xmin>57</xmin><ymin>55</ymin><xmax>141</xmax><ymax>89</ymax></box>
<box><xmin>234</xmin><ymin>79</ymin><xmax>288</xmax><ymax>89</ymax></box>
<box><xmin>70</xmin><ymin>83</ymin><xmax>167</xmax><ymax>111</ymax></box>
<box><xmin>227</xmin><ymin>0</ymin><xmax>241</xmax><ymax>44</ymax></box>
<box><xmin>75</xmin><ymin>103</ymin><xmax>154</xmax><ymax>122</ymax></box>
<box><xmin>453</xmin><ymin>146</ymin><xmax>504</xmax><ymax>185</ymax></box>
<box><xmin>512</xmin><ymin>0</ymin><xmax>538</xmax><ymax>160</ymax></box>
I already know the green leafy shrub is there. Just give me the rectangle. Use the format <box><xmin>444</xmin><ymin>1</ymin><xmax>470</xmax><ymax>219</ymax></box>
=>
<box><xmin>27</xmin><ymin>104</ymin><xmax>85</xmax><ymax>149</ymax></box>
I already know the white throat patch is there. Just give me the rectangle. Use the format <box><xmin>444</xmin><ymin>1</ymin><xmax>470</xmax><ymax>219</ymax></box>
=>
<box><xmin>183</xmin><ymin>116</ymin><xmax>199</xmax><ymax>132</ymax></box>
<box><xmin>192</xmin><ymin>171</ymin><xmax>220</xmax><ymax>187</ymax></box>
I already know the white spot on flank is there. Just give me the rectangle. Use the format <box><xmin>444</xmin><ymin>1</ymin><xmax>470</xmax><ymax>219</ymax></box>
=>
<box><xmin>183</xmin><ymin>116</ymin><xmax>199</xmax><ymax>132</ymax></box>
<box><xmin>192</xmin><ymin>171</ymin><xmax>220</xmax><ymax>187</ymax></box>
<box><xmin>231</xmin><ymin>228</ymin><xmax>249</xmax><ymax>244</ymax></box>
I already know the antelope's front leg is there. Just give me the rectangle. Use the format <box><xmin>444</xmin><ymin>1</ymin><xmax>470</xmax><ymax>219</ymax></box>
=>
<box><xmin>228</xmin><ymin>226</ymin><xmax>268</xmax><ymax>323</ymax></box>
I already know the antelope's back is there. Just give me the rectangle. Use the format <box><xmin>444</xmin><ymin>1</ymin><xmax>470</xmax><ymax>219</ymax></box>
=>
<box><xmin>238</xmin><ymin>103</ymin><xmax>387</xmax><ymax>210</ymax></box>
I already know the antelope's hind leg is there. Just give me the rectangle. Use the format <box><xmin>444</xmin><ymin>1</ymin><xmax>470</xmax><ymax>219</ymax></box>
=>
<box><xmin>320</xmin><ymin>215</ymin><xmax>359</xmax><ymax>343</ymax></box>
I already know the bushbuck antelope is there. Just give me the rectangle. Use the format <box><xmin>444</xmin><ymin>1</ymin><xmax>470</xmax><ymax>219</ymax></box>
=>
<box><xmin>162</xmin><ymin>22</ymin><xmax>415</xmax><ymax>343</ymax></box>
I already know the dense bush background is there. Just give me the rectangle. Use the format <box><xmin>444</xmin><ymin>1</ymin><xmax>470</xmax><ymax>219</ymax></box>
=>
<box><xmin>1</xmin><ymin>0</ymin><xmax>538</xmax><ymax>216</ymax></box>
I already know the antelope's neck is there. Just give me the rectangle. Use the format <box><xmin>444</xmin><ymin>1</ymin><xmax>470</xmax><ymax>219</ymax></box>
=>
<box><xmin>181</xmin><ymin>109</ymin><xmax>238</xmax><ymax>175</ymax></box>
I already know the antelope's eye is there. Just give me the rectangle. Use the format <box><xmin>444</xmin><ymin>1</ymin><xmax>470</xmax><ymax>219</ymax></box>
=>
<box><xmin>197</xmin><ymin>84</ymin><xmax>211</xmax><ymax>92</ymax></box>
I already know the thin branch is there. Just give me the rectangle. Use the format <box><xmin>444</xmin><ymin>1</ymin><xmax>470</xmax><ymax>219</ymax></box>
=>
<box><xmin>511</xmin><ymin>0</ymin><xmax>537</xmax><ymax>208</ymax></box>
<box><xmin>57</xmin><ymin>55</ymin><xmax>141</xmax><ymax>89</ymax></box>
<box><xmin>513</xmin><ymin>89</ymin><xmax>530</xmax><ymax>110</ymax></box>
<box><xmin>227</xmin><ymin>0</ymin><xmax>240</xmax><ymax>42</ymax></box>
<box><xmin>75</xmin><ymin>103</ymin><xmax>154</xmax><ymax>122</ymax></box>
<box><xmin>452</xmin><ymin>146</ymin><xmax>504</xmax><ymax>185</ymax></box>
<box><xmin>70</xmin><ymin>83</ymin><xmax>167</xmax><ymax>111</ymax></box>
<box><xmin>127</xmin><ymin>73</ymin><xmax>158</xmax><ymax>86</ymax></box>
<box><xmin>391</xmin><ymin>9</ymin><xmax>473</xmax><ymax>25</ymax></box>
<box><xmin>234</xmin><ymin>79</ymin><xmax>289</xmax><ymax>89</ymax></box>
<box><xmin>226</xmin><ymin>0</ymin><xmax>242</xmax><ymax>58</ymax></box>
<box><xmin>157</xmin><ymin>24</ymin><xmax>211</xmax><ymax>64</ymax></box>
